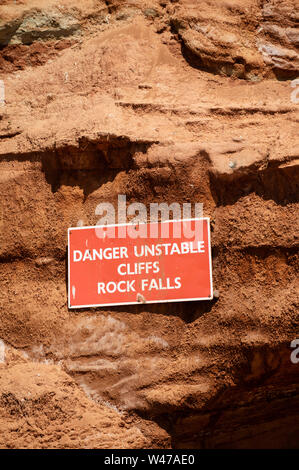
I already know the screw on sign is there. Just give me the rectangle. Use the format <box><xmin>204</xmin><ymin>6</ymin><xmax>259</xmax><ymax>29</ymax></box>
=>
<box><xmin>68</xmin><ymin>218</ymin><xmax>213</xmax><ymax>308</ymax></box>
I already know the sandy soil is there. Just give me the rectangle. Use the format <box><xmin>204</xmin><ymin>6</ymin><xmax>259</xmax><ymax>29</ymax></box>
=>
<box><xmin>0</xmin><ymin>0</ymin><xmax>298</xmax><ymax>448</ymax></box>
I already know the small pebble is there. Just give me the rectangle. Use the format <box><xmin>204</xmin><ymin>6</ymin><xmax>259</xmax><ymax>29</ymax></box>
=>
<box><xmin>137</xmin><ymin>293</ymin><xmax>146</xmax><ymax>303</ymax></box>
<box><xmin>213</xmin><ymin>289</ymin><xmax>220</xmax><ymax>299</ymax></box>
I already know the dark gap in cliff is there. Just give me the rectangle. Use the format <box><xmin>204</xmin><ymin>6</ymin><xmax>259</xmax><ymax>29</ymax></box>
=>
<box><xmin>272</xmin><ymin>68</ymin><xmax>299</xmax><ymax>81</ymax></box>
<box><xmin>167</xmin><ymin>393</ymin><xmax>299</xmax><ymax>448</ymax></box>
<box><xmin>136</xmin><ymin>344</ymin><xmax>299</xmax><ymax>448</ymax></box>
<box><xmin>0</xmin><ymin>135</ymin><xmax>154</xmax><ymax>198</ymax></box>
<box><xmin>41</xmin><ymin>136</ymin><xmax>153</xmax><ymax>199</ymax></box>
<box><xmin>179</xmin><ymin>38</ymin><xmax>297</xmax><ymax>82</ymax></box>
<box><xmin>209</xmin><ymin>162</ymin><xmax>299</xmax><ymax>206</ymax></box>
<box><xmin>81</xmin><ymin>297</ymin><xmax>218</xmax><ymax>323</ymax></box>
<box><xmin>180</xmin><ymin>41</ymin><xmax>207</xmax><ymax>72</ymax></box>
<box><xmin>179</xmin><ymin>41</ymin><xmax>249</xmax><ymax>80</ymax></box>
<box><xmin>212</xmin><ymin>245</ymin><xmax>298</xmax><ymax>258</ymax></box>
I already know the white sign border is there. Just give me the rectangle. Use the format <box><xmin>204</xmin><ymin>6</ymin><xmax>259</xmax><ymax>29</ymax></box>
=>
<box><xmin>67</xmin><ymin>218</ymin><xmax>213</xmax><ymax>309</ymax></box>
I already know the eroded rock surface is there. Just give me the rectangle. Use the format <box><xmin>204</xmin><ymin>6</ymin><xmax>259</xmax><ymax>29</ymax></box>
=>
<box><xmin>0</xmin><ymin>0</ymin><xmax>298</xmax><ymax>449</ymax></box>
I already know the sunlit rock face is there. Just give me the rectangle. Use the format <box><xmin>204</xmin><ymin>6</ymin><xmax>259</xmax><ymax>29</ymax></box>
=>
<box><xmin>0</xmin><ymin>0</ymin><xmax>298</xmax><ymax>449</ymax></box>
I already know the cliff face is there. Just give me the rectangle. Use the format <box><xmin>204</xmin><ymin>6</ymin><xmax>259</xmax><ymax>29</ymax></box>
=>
<box><xmin>0</xmin><ymin>0</ymin><xmax>298</xmax><ymax>449</ymax></box>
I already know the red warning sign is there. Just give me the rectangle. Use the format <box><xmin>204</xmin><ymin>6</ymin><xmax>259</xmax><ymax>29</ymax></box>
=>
<box><xmin>68</xmin><ymin>218</ymin><xmax>213</xmax><ymax>308</ymax></box>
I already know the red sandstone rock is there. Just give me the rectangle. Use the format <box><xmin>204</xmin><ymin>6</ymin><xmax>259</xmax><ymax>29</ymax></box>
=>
<box><xmin>0</xmin><ymin>0</ymin><xmax>298</xmax><ymax>449</ymax></box>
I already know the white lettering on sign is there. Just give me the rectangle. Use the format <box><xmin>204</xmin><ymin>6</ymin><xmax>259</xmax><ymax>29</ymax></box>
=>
<box><xmin>98</xmin><ymin>280</ymin><xmax>136</xmax><ymax>294</ymax></box>
<box><xmin>73</xmin><ymin>242</ymin><xmax>204</xmax><ymax>263</ymax></box>
<box><xmin>68</xmin><ymin>219</ymin><xmax>213</xmax><ymax>308</ymax></box>
<box><xmin>117</xmin><ymin>261</ymin><xmax>160</xmax><ymax>275</ymax></box>
<box><xmin>74</xmin><ymin>247</ymin><xmax>128</xmax><ymax>262</ymax></box>
<box><xmin>141</xmin><ymin>277</ymin><xmax>182</xmax><ymax>291</ymax></box>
